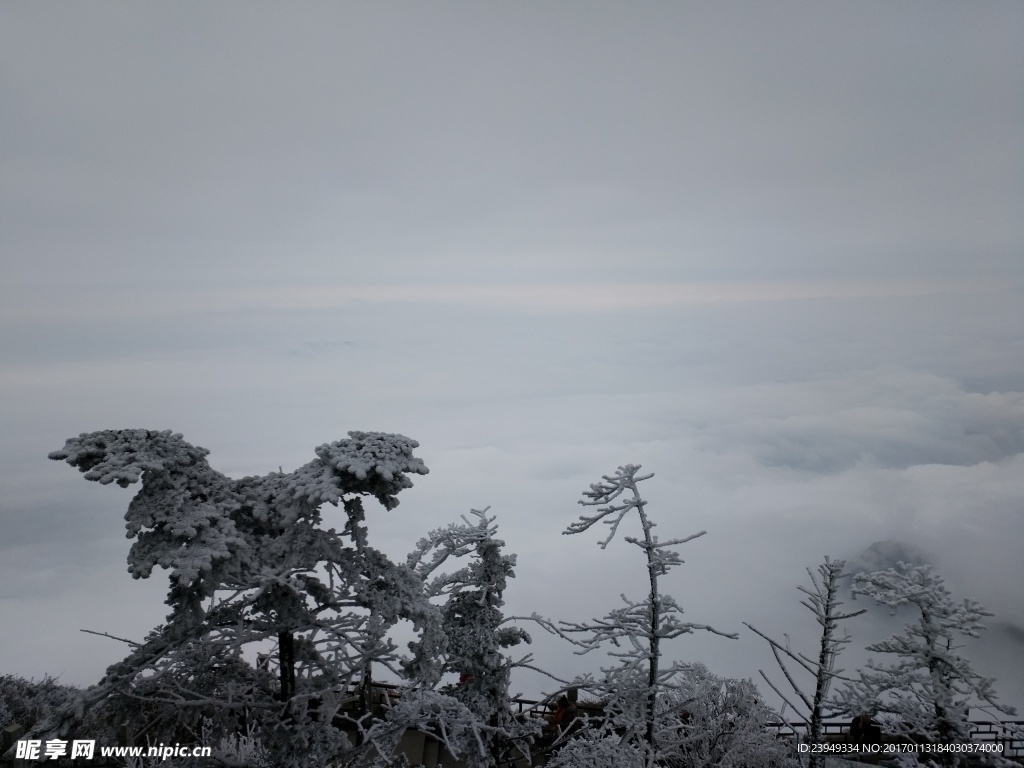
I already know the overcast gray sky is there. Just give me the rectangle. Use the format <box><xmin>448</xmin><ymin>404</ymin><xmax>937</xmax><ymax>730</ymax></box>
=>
<box><xmin>2</xmin><ymin>3</ymin><xmax>1023</xmax><ymax>717</ymax></box>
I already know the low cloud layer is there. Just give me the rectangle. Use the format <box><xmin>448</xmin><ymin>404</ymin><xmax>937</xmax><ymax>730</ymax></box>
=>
<box><xmin>697</xmin><ymin>369</ymin><xmax>1024</xmax><ymax>472</ymax></box>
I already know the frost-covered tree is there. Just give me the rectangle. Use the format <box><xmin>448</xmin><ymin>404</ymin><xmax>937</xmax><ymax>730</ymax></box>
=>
<box><xmin>745</xmin><ymin>556</ymin><xmax>865</xmax><ymax>768</ymax></box>
<box><xmin>405</xmin><ymin>508</ymin><xmax>537</xmax><ymax>767</ymax></box>
<box><xmin>543</xmin><ymin>665</ymin><xmax>794</xmax><ymax>768</ymax></box>
<box><xmin>665</xmin><ymin>663</ymin><xmax>797</xmax><ymax>768</ymax></box>
<box><xmin>535</xmin><ymin>464</ymin><xmax>738</xmax><ymax>768</ymax></box>
<box><xmin>28</xmin><ymin>429</ymin><xmax>444</xmax><ymax>767</ymax></box>
<box><xmin>832</xmin><ymin>562</ymin><xmax>1018</xmax><ymax>767</ymax></box>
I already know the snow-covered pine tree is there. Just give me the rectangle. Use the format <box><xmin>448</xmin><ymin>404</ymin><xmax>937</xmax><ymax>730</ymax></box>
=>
<box><xmin>538</xmin><ymin>464</ymin><xmax>738</xmax><ymax>768</ymax></box>
<box><xmin>30</xmin><ymin>429</ymin><xmax>444</xmax><ymax>768</ymax></box>
<box><xmin>832</xmin><ymin>561</ymin><xmax>1018</xmax><ymax>768</ymax></box>
<box><xmin>745</xmin><ymin>556</ymin><xmax>865</xmax><ymax>768</ymax></box>
<box><xmin>403</xmin><ymin>508</ymin><xmax>537</xmax><ymax>768</ymax></box>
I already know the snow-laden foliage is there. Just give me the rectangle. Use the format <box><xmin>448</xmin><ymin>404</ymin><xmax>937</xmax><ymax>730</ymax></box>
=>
<box><xmin>546</xmin><ymin>732</ymin><xmax>645</xmax><ymax>768</ymax></box>
<box><xmin>664</xmin><ymin>663</ymin><xmax>797</xmax><ymax>768</ymax></box>
<box><xmin>745</xmin><ymin>557</ymin><xmax>865</xmax><ymax>768</ymax></box>
<box><xmin>312</xmin><ymin>431</ymin><xmax>427</xmax><ymax>511</ymax></box>
<box><xmin>0</xmin><ymin>675</ymin><xmax>80</xmax><ymax>732</ymax></box>
<box><xmin>49</xmin><ymin>429</ymin><xmax>243</xmax><ymax>596</ymax></box>
<box><xmin>34</xmin><ymin>429</ymin><xmax>442</xmax><ymax>768</ymax></box>
<box><xmin>363</xmin><ymin>689</ymin><xmax>494</xmax><ymax>766</ymax></box>
<box><xmin>544</xmin><ymin>665</ymin><xmax>795</xmax><ymax>768</ymax></box>
<box><xmin>535</xmin><ymin>464</ymin><xmax>739</xmax><ymax>768</ymax></box>
<box><xmin>48</xmin><ymin>429</ymin><xmax>428</xmax><ymax>592</ymax></box>
<box><xmin>832</xmin><ymin>562</ymin><xmax>1019</xmax><ymax>767</ymax></box>
<box><xmin>406</xmin><ymin>508</ymin><xmax>538</xmax><ymax>767</ymax></box>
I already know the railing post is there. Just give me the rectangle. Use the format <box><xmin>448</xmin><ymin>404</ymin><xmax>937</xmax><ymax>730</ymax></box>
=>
<box><xmin>1</xmin><ymin>724</ymin><xmax>27</xmax><ymax>767</ymax></box>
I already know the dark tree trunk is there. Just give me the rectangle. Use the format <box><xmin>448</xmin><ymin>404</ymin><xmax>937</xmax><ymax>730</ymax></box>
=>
<box><xmin>278</xmin><ymin>629</ymin><xmax>295</xmax><ymax>701</ymax></box>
